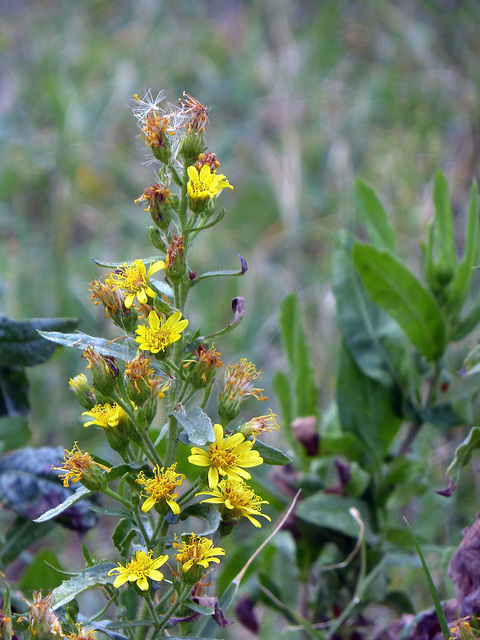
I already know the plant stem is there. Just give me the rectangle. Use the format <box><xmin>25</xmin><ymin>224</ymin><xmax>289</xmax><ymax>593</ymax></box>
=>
<box><xmin>156</xmin><ymin>583</ymin><xmax>192</xmax><ymax>635</ymax></box>
<box><xmin>102</xmin><ymin>487</ymin><xmax>134</xmax><ymax>510</ymax></box>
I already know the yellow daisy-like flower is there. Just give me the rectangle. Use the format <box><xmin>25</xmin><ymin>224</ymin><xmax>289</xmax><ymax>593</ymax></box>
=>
<box><xmin>135</xmin><ymin>310</ymin><xmax>188</xmax><ymax>354</ymax></box>
<box><xmin>198</xmin><ymin>478</ymin><xmax>271</xmax><ymax>528</ymax></box>
<box><xmin>188</xmin><ymin>423</ymin><xmax>263</xmax><ymax>489</ymax></box>
<box><xmin>53</xmin><ymin>442</ymin><xmax>110</xmax><ymax>488</ymax></box>
<box><xmin>82</xmin><ymin>403</ymin><xmax>126</xmax><ymax>429</ymax></box>
<box><xmin>187</xmin><ymin>164</ymin><xmax>233</xmax><ymax>200</ymax></box>
<box><xmin>136</xmin><ymin>464</ymin><xmax>185</xmax><ymax>514</ymax></box>
<box><xmin>108</xmin><ymin>550</ymin><xmax>168</xmax><ymax>591</ymax></box>
<box><xmin>173</xmin><ymin>534</ymin><xmax>225</xmax><ymax>573</ymax></box>
<box><xmin>105</xmin><ymin>259</ymin><xmax>165</xmax><ymax>309</ymax></box>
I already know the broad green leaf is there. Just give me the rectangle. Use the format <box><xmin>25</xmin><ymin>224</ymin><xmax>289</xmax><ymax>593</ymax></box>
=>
<box><xmin>432</xmin><ymin>170</ymin><xmax>457</xmax><ymax>281</ymax></box>
<box><xmin>0</xmin><ymin>315</ymin><xmax>79</xmax><ymax>367</ymax></box>
<box><xmin>34</xmin><ymin>486</ymin><xmax>92</xmax><ymax>522</ymax></box>
<box><xmin>333</xmin><ymin>231</ymin><xmax>409</xmax><ymax>387</ymax></box>
<box><xmin>38</xmin><ymin>331</ymin><xmax>140</xmax><ymax>366</ymax></box>
<box><xmin>337</xmin><ymin>342</ymin><xmax>401</xmax><ymax>464</ymax></box>
<box><xmin>296</xmin><ymin>493</ymin><xmax>374</xmax><ymax>542</ymax></box>
<box><xmin>253</xmin><ymin>440</ymin><xmax>292</xmax><ymax>465</ymax></box>
<box><xmin>172</xmin><ymin>405</ymin><xmax>215</xmax><ymax>445</ymax></box>
<box><xmin>0</xmin><ymin>415</ymin><xmax>31</xmax><ymax>451</ymax></box>
<box><xmin>0</xmin><ymin>517</ymin><xmax>55</xmax><ymax>568</ymax></box>
<box><xmin>353</xmin><ymin>242</ymin><xmax>447</xmax><ymax>361</ymax></box>
<box><xmin>51</xmin><ymin>562</ymin><xmax>117</xmax><ymax>610</ymax></box>
<box><xmin>355</xmin><ymin>178</ymin><xmax>396</xmax><ymax>252</ymax></box>
<box><xmin>19</xmin><ymin>549</ymin><xmax>65</xmax><ymax>592</ymax></box>
<box><xmin>272</xmin><ymin>370</ymin><xmax>292</xmax><ymax>436</ymax></box>
<box><xmin>112</xmin><ymin>518</ymin><xmax>138</xmax><ymax>556</ymax></box>
<box><xmin>319</xmin><ymin>432</ymin><xmax>367</xmax><ymax>460</ymax></box>
<box><xmin>279</xmin><ymin>292</ymin><xmax>318</xmax><ymax>419</ymax></box>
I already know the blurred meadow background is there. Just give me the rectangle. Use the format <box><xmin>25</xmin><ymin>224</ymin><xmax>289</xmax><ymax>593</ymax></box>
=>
<box><xmin>2</xmin><ymin>0</ymin><xmax>480</xmax><ymax>635</ymax></box>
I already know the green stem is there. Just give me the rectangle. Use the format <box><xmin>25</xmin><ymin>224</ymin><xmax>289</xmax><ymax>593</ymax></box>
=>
<box><xmin>156</xmin><ymin>583</ymin><xmax>192</xmax><ymax>635</ymax></box>
<box><xmin>164</xmin><ymin>414</ymin><xmax>178</xmax><ymax>468</ymax></box>
<box><xmin>137</xmin><ymin>423</ymin><xmax>164</xmax><ymax>468</ymax></box>
<box><xmin>152</xmin><ymin>517</ymin><xmax>170</xmax><ymax>553</ymax></box>
<box><xmin>102</xmin><ymin>487</ymin><xmax>134</xmax><ymax>510</ymax></box>
<box><xmin>176</xmin><ymin>478</ymin><xmax>201</xmax><ymax>506</ymax></box>
<box><xmin>155</xmin><ymin>584</ymin><xmax>176</xmax><ymax>614</ymax></box>
<box><xmin>200</xmin><ymin>385</ymin><xmax>212</xmax><ymax>410</ymax></box>
<box><xmin>133</xmin><ymin>504</ymin><xmax>151</xmax><ymax>547</ymax></box>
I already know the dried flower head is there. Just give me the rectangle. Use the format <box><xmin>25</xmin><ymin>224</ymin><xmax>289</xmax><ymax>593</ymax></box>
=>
<box><xmin>179</xmin><ymin>92</ymin><xmax>210</xmax><ymax>134</ymax></box>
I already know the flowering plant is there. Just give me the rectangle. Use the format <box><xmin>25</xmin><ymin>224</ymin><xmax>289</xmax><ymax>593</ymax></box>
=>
<box><xmin>19</xmin><ymin>90</ymin><xmax>288</xmax><ymax>639</ymax></box>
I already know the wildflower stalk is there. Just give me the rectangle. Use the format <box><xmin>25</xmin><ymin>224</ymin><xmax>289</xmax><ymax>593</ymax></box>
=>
<box><xmin>102</xmin><ymin>487</ymin><xmax>134</xmax><ymax>510</ymax></box>
<box><xmin>157</xmin><ymin>583</ymin><xmax>192</xmax><ymax>634</ymax></box>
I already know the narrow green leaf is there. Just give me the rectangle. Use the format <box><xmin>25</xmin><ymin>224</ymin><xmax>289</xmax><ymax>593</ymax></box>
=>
<box><xmin>447</xmin><ymin>179</ymin><xmax>480</xmax><ymax>314</ymax></box>
<box><xmin>172</xmin><ymin>405</ymin><xmax>215</xmax><ymax>445</ymax></box>
<box><xmin>272</xmin><ymin>370</ymin><xmax>292</xmax><ymax>430</ymax></box>
<box><xmin>253</xmin><ymin>440</ymin><xmax>292</xmax><ymax>465</ymax></box>
<box><xmin>404</xmin><ymin>519</ymin><xmax>450</xmax><ymax>640</ymax></box>
<box><xmin>112</xmin><ymin>519</ymin><xmax>138</xmax><ymax>556</ymax></box>
<box><xmin>451</xmin><ymin>295</ymin><xmax>480</xmax><ymax>341</ymax></box>
<box><xmin>279</xmin><ymin>292</ymin><xmax>318</xmax><ymax>418</ymax></box>
<box><xmin>355</xmin><ymin>178</ymin><xmax>396</xmax><ymax>252</ymax></box>
<box><xmin>333</xmin><ymin>231</ymin><xmax>409</xmax><ymax>387</ymax></box>
<box><xmin>51</xmin><ymin>562</ymin><xmax>117</xmax><ymax>610</ymax></box>
<box><xmin>34</xmin><ymin>486</ymin><xmax>92</xmax><ymax>522</ymax></box>
<box><xmin>353</xmin><ymin>242</ymin><xmax>447</xmax><ymax>361</ymax></box>
<box><xmin>432</xmin><ymin>170</ymin><xmax>457</xmax><ymax>279</ymax></box>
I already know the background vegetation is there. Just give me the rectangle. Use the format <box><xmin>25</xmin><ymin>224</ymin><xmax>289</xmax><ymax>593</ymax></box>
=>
<box><xmin>2</xmin><ymin>1</ymin><xmax>480</xmax><ymax>637</ymax></box>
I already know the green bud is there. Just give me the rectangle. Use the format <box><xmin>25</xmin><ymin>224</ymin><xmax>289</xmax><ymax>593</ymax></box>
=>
<box><xmin>69</xmin><ymin>374</ymin><xmax>96</xmax><ymax>410</ymax></box>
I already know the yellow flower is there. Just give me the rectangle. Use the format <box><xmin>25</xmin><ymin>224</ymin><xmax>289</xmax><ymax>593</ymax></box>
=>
<box><xmin>66</xmin><ymin>624</ymin><xmax>97</xmax><ymax>640</ymax></box>
<box><xmin>105</xmin><ymin>259</ymin><xmax>165</xmax><ymax>309</ymax></box>
<box><xmin>108</xmin><ymin>550</ymin><xmax>168</xmax><ymax>591</ymax></box>
<box><xmin>187</xmin><ymin>164</ymin><xmax>233</xmax><ymax>200</ymax></box>
<box><xmin>188</xmin><ymin>423</ymin><xmax>263</xmax><ymax>489</ymax></box>
<box><xmin>135</xmin><ymin>310</ymin><xmax>188</xmax><ymax>354</ymax></box>
<box><xmin>82</xmin><ymin>403</ymin><xmax>126</xmax><ymax>429</ymax></box>
<box><xmin>136</xmin><ymin>464</ymin><xmax>185</xmax><ymax>514</ymax></box>
<box><xmin>173</xmin><ymin>534</ymin><xmax>225</xmax><ymax>573</ymax></box>
<box><xmin>198</xmin><ymin>478</ymin><xmax>271</xmax><ymax>528</ymax></box>
<box><xmin>53</xmin><ymin>442</ymin><xmax>110</xmax><ymax>488</ymax></box>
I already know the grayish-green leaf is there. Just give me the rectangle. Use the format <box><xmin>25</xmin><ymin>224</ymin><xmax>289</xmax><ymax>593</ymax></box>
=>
<box><xmin>172</xmin><ymin>405</ymin><xmax>214</xmax><ymax>445</ymax></box>
<box><xmin>353</xmin><ymin>242</ymin><xmax>447</xmax><ymax>361</ymax></box>
<box><xmin>52</xmin><ymin>562</ymin><xmax>117</xmax><ymax>610</ymax></box>
<box><xmin>179</xmin><ymin>502</ymin><xmax>221</xmax><ymax>536</ymax></box>
<box><xmin>38</xmin><ymin>331</ymin><xmax>141</xmax><ymax>366</ymax></box>
<box><xmin>355</xmin><ymin>177</ymin><xmax>396</xmax><ymax>252</ymax></box>
<box><xmin>253</xmin><ymin>440</ymin><xmax>292</xmax><ymax>465</ymax></box>
<box><xmin>34</xmin><ymin>486</ymin><xmax>92</xmax><ymax>522</ymax></box>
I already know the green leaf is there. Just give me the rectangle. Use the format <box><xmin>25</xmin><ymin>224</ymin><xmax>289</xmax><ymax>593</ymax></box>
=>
<box><xmin>19</xmin><ymin>549</ymin><xmax>65</xmax><ymax>592</ymax></box>
<box><xmin>451</xmin><ymin>296</ymin><xmax>480</xmax><ymax>341</ymax></box>
<box><xmin>0</xmin><ymin>518</ymin><xmax>55</xmax><ymax>568</ymax></box>
<box><xmin>333</xmin><ymin>231</ymin><xmax>409</xmax><ymax>387</ymax></box>
<box><xmin>112</xmin><ymin>518</ymin><xmax>138</xmax><ymax>556</ymax></box>
<box><xmin>179</xmin><ymin>502</ymin><xmax>220</xmax><ymax>536</ymax></box>
<box><xmin>444</xmin><ymin>426</ymin><xmax>480</xmax><ymax>490</ymax></box>
<box><xmin>253</xmin><ymin>440</ymin><xmax>292</xmax><ymax>465</ymax></box>
<box><xmin>355</xmin><ymin>178</ymin><xmax>396</xmax><ymax>252</ymax></box>
<box><xmin>337</xmin><ymin>341</ymin><xmax>401</xmax><ymax>463</ymax></box>
<box><xmin>432</xmin><ymin>171</ymin><xmax>457</xmax><ymax>279</ymax></box>
<box><xmin>272</xmin><ymin>370</ymin><xmax>292</xmax><ymax>433</ymax></box>
<box><xmin>0</xmin><ymin>315</ymin><xmax>79</xmax><ymax>367</ymax></box>
<box><xmin>404</xmin><ymin>519</ymin><xmax>450</xmax><ymax>640</ymax></box>
<box><xmin>296</xmin><ymin>493</ymin><xmax>374</xmax><ymax>541</ymax></box>
<box><xmin>34</xmin><ymin>486</ymin><xmax>92</xmax><ymax>522</ymax></box>
<box><xmin>353</xmin><ymin>242</ymin><xmax>447</xmax><ymax>361</ymax></box>
<box><xmin>51</xmin><ymin>562</ymin><xmax>117</xmax><ymax>610</ymax></box>
<box><xmin>192</xmin><ymin>254</ymin><xmax>248</xmax><ymax>284</ymax></box>
<box><xmin>447</xmin><ymin>179</ymin><xmax>480</xmax><ymax>313</ymax></box>
<box><xmin>38</xmin><ymin>331</ymin><xmax>140</xmax><ymax>366</ymax></box>
<box><xmin>172</xmin><ymin>405</ymin><xmax>215</xmax><ymax>445</ymax></box>
<box><xmin>279</xmin><ymin>292</ymin><xmax>318</xmax><ymax>419</ymax></box>
<box><xmin>0</xmin><ymin>415</ymin><xmax>31</xmax><ymax>451</ymax></box>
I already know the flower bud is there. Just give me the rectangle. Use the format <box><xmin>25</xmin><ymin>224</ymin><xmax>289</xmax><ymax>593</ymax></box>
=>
<box><xmin>83</xmin><ymin>347</ymin><xmax>118</xmax><ymax>396</ymax></box>
<box><xmin>0</xmin><ymin>612</ymin><xmax>13</xmax><ymax>640</ymax></box>
<box><xmin>69</xmin><ymin>374</ymin><xmax>96</xmax><ymax>410</ymax></box>
<box><xmin>28</xmin><ymin>592</ymin><xmax>62</xmax><ymax>640</ymax></box>
<box><xmin>135</xmin><ymin>183</ymin><xmax>173</xmax><ymax>231</ymax></box>
<box><xmin>218</xmin><ymin>359</ymin><xmax>266</xmax><ymax>425</ymax></box>
<box><xmin>124</xmin><ymin>354</ymin><xmax>154</xmax><ymax>406</ymax></box>
<box><xmin>165</xmin><ymin>236</ymin><xmax>185</xmax><ymax>283</ymax></box>
<box><xmin>184</xmin><ymin>343</ymin><xmax>223</xmax><ymax>390</ymax></box>
<box><xmin>179</xmin><ymin>131</ymin><xmax>205</xmax><ymax>167</ymax></box>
